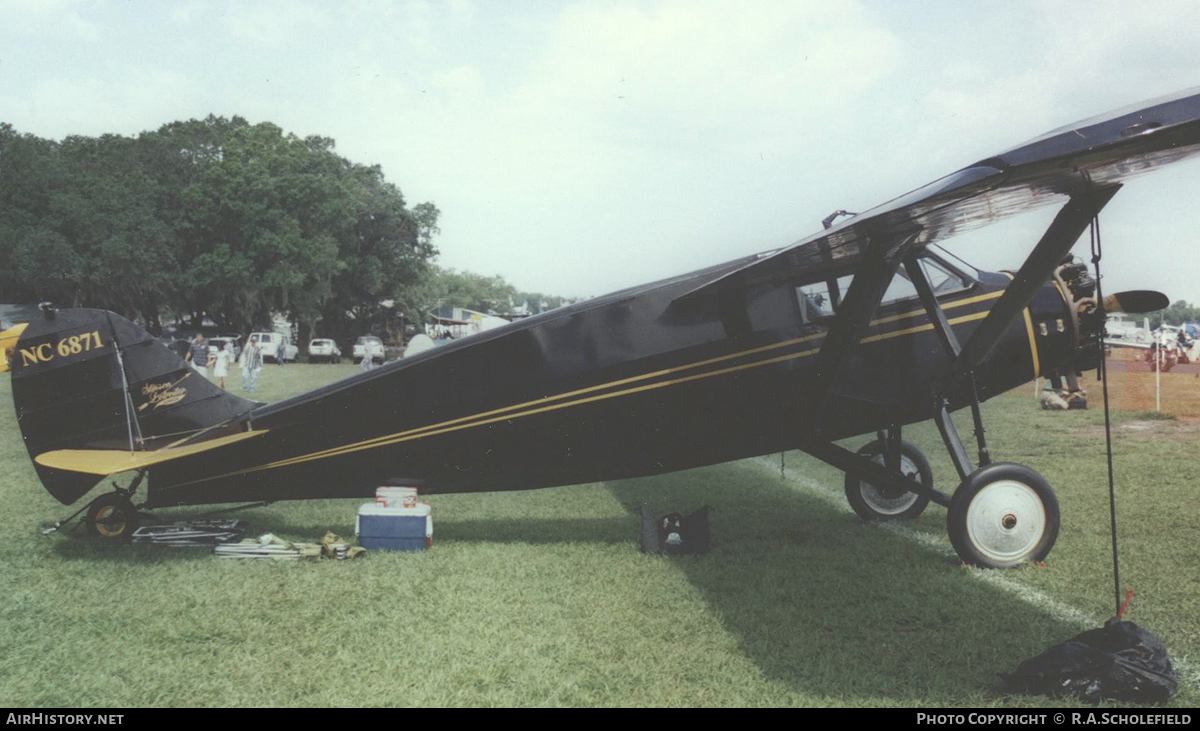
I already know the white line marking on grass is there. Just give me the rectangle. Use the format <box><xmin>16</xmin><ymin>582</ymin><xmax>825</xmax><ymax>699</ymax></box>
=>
<box><xmin>747</xmin><ymin>456</ymin><xmax>1199</xmax><ymax>691</ymax></box>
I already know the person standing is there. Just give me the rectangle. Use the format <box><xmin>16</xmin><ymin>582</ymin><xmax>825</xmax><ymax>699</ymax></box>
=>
<box><xmin>185</xmin><ymin>334</ymin><xmax>209</xmax><ymax>378</ymax></box>
<box><xmin>212</xmin><ymin>340</ymin><xmax>233</xmax><ymax>390</ymax></box>
<box><xmin>241</xmin><ymin>335</ymin><xmax>263</xmax><ymax>392</ymax></box>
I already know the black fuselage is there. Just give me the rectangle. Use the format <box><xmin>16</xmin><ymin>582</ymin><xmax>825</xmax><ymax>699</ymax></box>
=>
<box><xmin>144</xmin><ymin>254</ymin><xmax>1073</xmax><ymax>508</ymax></box>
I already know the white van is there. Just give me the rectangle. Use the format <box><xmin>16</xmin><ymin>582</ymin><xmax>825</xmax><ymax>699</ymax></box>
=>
<box><xmin>353</xmin><ymin>336</ymin><xmax>385</xmax><ymax>364</ymax></box>
<box><xmin>249</xmin><ymin>332</ymin><xmax>298</xmax><ymax>363</ymax></box>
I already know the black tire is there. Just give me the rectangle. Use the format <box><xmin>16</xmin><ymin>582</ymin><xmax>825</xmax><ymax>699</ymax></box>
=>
<box><xmin>844</xmin><ymin>439</ymin><xmax>932</xmax><ymax>521</ymax></box>
<box><xmin>947</xmin><ymin>462</ymin><xmax>1059</xmax><ymax>568</ymax></box>
<box><xmin>85</xmin><ymin>494</ymin><xmax>139</xmax><ymax>542</ymax></box>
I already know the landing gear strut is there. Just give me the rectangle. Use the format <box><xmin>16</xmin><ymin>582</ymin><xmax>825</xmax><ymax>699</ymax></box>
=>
<box><xmin>822</xmin><ymin>247</ymin><xmax>1064</xmax><ymax>567</ymax></box>
<box><xmin>829</xmin><ymin>428</ymin><xmax>1060</xmax><ymax>567</ymax></box>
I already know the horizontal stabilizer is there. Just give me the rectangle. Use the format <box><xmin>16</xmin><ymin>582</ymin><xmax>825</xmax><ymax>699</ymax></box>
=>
<box><xmin>35</xmin><ymin>430</ymin><xmax>268</xmax><ymax>476</ymax></box>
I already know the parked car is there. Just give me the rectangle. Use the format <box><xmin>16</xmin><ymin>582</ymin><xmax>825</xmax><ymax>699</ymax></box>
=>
<box><xmin>249</xmin><ymin>332</ymin><xmax>299</xmax><ymax>363</ymax></box>
<box><xmin>207</xmin><ymin>336</ymin><xmax>242</xmax><ymax>360</ymax></box>
<box><xmin>308</xmin><ymin>338</ymin><xmax>342</xmax><ymax>363</ymax></box>
<box><xmin>353</xmin><ymin>336</ymin><xmax>385</xmax><ymax>364</ymax></box>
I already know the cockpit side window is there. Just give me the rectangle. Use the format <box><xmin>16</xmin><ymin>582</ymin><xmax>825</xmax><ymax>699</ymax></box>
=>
<box><xmin>880</xmin><ymin>256</ymin><xmax>972</xmax><ymax>307</ymax></box>
<box><xmin>795</xmin><ymin>275</ymin><xmax>852</xmax><ymax>324</ymax></box>
<box><xmin>792</xmin><ymin>254</ymin><xmax>973</xmax><ymax>323</ymax></box>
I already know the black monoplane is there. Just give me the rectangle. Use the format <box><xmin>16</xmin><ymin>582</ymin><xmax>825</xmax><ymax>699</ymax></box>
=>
<box><xmin>6</xmin><ymin>88</ymin><xmax>1200</xmax><ymax>566</ymax></box>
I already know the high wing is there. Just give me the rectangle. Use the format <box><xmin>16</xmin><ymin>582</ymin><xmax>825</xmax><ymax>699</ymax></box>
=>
<box><xmin>677</xmin><ymin>86</ymin><xmax>1200</xmax><ymax>300</ymax></box>
<box><xmin>672</xmin><ymin>87</ymin><xmax>1200</xmax><ymax>412</ymax></box>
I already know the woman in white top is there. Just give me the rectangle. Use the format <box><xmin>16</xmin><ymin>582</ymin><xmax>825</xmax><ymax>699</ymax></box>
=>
<box><xmin>212</xmin><ymin>341</ymin><xmax>233</xmax><ymax>389</ymax></box>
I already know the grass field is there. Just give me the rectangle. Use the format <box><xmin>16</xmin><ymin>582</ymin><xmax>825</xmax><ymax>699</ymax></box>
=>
<box><xmin>1103</xmin><ymin>348</ymin><xmax>1200</xmax><ymax>416</ymax></box>
<box><xmin>1</xmin><ymin>362</ymin><xmax>1197</xmax><ymax>707</ymax></box>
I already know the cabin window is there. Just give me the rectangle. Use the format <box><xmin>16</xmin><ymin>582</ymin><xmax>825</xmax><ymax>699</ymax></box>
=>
<box><xmin>795</xmin><ymin>275</ymin><xmax>853</xmax><ymax>324</ymax></box>
<box><xmin>793</xmin><ymin>255</ymin><xmax>970</xmax><ymax>323</ymax></box>
<box><xmin>880</xmin><ymin>257</ymin><xmax>971</xmax><ymax>307</ymax></box>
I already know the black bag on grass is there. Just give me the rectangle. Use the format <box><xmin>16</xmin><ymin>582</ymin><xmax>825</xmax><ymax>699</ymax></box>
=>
<box><xmin>639</xmin><ymin>506</ymin><xmax>710</xmax><ymax>555</ymax></box>
<box><xmin>1003</xmin><ymin>618</ymin><xmax>1176</xmax><ymax>704</ymax></box>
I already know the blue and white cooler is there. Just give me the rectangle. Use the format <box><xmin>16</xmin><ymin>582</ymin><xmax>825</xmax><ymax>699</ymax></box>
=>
<box><xmin>356</xmin><ymin>501</ymin><xmax>433</xmax><ymax>551</ymax></box>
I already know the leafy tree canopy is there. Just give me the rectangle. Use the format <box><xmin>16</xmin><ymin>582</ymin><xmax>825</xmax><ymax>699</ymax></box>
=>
<box><xmin>1148</xmin><ymin>300</ymin><xmax>1200</xmax><ymax>329</ymax></box>
<box><xmin>0</xmin><ymin>117</ymin><xmax>438</xmax><ymax>339</ymax></box>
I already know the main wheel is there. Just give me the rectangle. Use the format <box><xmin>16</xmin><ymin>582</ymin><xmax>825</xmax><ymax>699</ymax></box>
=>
<box><xmin>844</xmin><ymin>439</ymin><xmax>933</xmax><ymax>521</ymax></box>
<box><xmin>947</xmin><ymin>462</ymin><xmax>1059</xmax><ymax>568</ymax></box>
<box><xmin>85</xmin><ymin>493</ymin><xmax>139</xmax><ymax>542</ymax></box>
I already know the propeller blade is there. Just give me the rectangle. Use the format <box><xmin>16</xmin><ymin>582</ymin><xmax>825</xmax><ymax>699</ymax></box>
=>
<box><xmin>1103</xmin><ymin>290</ymin><xmax>1169</xmax><ymax>314</ymax></box>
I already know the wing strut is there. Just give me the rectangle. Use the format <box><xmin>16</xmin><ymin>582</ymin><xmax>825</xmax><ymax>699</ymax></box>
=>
<box><xmin>958</xmin><ymin>185</ymin><xmax>1121</xmax><ymax>374</ymax></box>
<box><xmin>905</xmin><ymin>253</ymin><xmax>961</xmax><ymax>358</ymax></box>
<box><xmin>808</xmin><ymin>232</ymin><xmax>917</xmax><ymax>421</ymax></box>
<box><xmin>906</xmin><ymin>252</ymin><xmax>993</xmax><ymax>468</ymax></box>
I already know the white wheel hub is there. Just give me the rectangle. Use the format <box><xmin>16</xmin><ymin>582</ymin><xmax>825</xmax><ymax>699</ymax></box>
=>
<box><xmin>860</xmin><ymin>454</ymin><xmax>921</xmax><ymax>515</ymax></box>
<box><xmin>965</xmin><ymin>479</ymin><xmax>1047</xmax><ymax>564</ymax></box>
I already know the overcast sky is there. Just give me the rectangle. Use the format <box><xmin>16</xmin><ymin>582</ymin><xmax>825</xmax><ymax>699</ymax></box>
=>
<box><xmin>4</xmin><ymin>0</ymin><xmax>1200</xmax><ymax>304</ymax></box>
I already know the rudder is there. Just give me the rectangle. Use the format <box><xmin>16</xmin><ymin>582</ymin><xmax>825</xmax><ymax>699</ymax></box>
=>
<box><xmin>8</xmin><ymin>307</ymin><xmax>258</xmax><ymax>504</ymax></box>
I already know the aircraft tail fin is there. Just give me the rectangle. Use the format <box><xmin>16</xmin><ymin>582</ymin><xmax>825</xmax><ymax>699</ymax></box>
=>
<box><xmin>7</xmin><ymin>307</ymin><xmax>259</xmax><ymax>505</ymax></box>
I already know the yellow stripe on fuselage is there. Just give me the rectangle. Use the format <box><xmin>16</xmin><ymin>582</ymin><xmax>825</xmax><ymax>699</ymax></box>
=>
<box><xmin>999</xmin><ymin>272</ymin><xmax>1042</xmax><ymax>379</ymax></box>
<box><xmin>868</xmin><ymin>289</ymin><xmax>1003</xmax><ymax>327</ymax></box>
<box><xmin>162</xmin><ymin>292</ymin><xmax>1004</xmax><ymax>489</ymax></box>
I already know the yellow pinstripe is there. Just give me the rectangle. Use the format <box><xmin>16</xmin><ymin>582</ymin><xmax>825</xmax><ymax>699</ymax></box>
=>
<box><xmin>163</xmin><ymin>298</ymin><xmax>1002</xmax><ymax>488</ymax></box>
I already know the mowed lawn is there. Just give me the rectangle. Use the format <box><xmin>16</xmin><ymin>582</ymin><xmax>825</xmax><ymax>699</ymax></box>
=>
<box><xmin>0</xmin><ymin>362</ymin><xmax>1196</xmax><ymax>707</ymax></box>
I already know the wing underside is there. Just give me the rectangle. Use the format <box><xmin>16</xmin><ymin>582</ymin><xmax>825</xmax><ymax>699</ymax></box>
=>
<box><xmin>669</xmin><ymin>87</ymin><xmax>1200</xmax><ymax>414</ymax></box>
<box><xmin>676</xmin><ymin>86</ymin><xmax>1200</xmax><ymax>301</ymax></box>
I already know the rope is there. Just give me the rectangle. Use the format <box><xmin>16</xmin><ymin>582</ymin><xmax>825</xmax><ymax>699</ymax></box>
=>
<box><xmin>1089</xmin><ymin>203</ymin><xmax>1123</xmax><ymax>618</ymax></box>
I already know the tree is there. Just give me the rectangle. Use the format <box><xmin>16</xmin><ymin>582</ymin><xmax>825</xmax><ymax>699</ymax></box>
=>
<box><xmin>1148</xmin><ymin>300</ymin><xmax>1200</xmax><ymax>329</ymax></box>
<box><xmin>1</xmin><ymin>116</ymin><xmax>444</xmax><ymax>344</ymax></box>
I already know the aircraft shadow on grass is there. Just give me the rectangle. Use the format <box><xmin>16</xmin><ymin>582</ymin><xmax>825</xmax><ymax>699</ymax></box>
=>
<box><xmin>43</xmin><ymin>462</ymin><xmax>1090</xmax><ymax>702</ymax></box>
<box><xmin>602</xmin><ymin>463</ymin><xmax>1085</xmax><ymax>702</ymax></box>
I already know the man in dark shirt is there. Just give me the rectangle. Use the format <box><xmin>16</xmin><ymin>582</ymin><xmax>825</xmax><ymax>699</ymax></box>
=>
<box><xmin>185</xmin><ymin>334</ymin><xmax>209</xmax><ymax>378</ymax></box>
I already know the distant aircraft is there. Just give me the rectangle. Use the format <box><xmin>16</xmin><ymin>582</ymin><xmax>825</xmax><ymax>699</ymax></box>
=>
<box><xmin>5</xmin><ymin>88</ymin><xmax>1200</xmax><ymax>567</ymax></box>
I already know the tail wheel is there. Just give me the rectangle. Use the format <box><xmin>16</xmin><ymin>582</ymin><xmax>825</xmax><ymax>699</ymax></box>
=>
<box><xmin>85</xmin><ymin>493</ymin><xmax>139</xmax><ymax>542</ymax></box>
<box><xmin>947</xmin><ymin>462</ymin><xmax>1059</xmax><ymax>568</ymax></box>
<box><xmin>844</xmin><ymin>440</ymin><xmax>932</xmax><ymax>521</ymax></box>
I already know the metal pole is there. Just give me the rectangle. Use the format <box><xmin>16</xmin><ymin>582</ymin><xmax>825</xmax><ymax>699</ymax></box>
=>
<box><xmin>114</xmin><ymin>346</ymin><xmax>137</xmax><ymax>454</ymax></box>
<box><xmin>1156</xmin><ymin>336</ymin><xmax>1162</xmax><ymax>413</ymax></box>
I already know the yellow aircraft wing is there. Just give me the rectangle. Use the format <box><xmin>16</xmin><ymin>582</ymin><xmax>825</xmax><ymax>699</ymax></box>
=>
<box><xmin>34</xmin><ymin>429</ymin><xmax>269</xmax><ymax>475</ymax></box>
